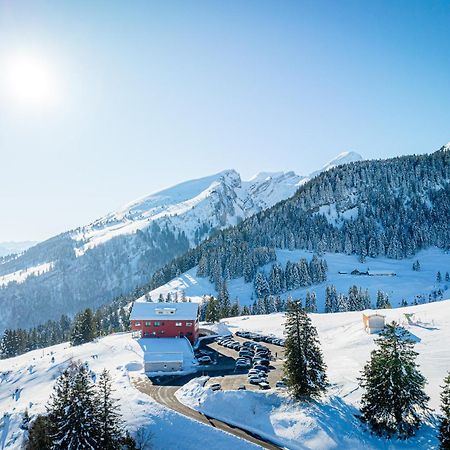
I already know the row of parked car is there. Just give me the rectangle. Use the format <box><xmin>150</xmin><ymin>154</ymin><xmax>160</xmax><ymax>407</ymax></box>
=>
<box><xmin>235</xmin><ymin>330</ymin><xmax>285</xmax><ymax>347</ymax></box>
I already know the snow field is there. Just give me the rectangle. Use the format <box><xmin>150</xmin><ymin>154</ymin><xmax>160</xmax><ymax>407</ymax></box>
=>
<box><xmin>177</xmin><ymin>299</ymin><xmax>450</xmax><ymax>449</ymax></box>
<box><xmin>0</xmin><ymin>333</ymin><xmax>256</xmax><ymax>450</ymax></box>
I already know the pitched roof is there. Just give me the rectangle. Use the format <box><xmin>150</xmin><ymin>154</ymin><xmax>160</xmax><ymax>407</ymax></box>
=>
<box><xmin>130</xmin><ymin>301</ymin><xmax>199</xmax><ymax>321</ymax></box>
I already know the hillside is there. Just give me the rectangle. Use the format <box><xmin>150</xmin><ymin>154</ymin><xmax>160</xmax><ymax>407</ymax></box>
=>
<box><xmin>144</xmin><ymin>146</ymin><xmax>450</xmax><ymax>300</ymax></box>
<box><xmin>0</xmin><ymin>152</ymin><xmax>360</xmax><ymax>332</ymax></box>
<box><xmin>1</xmin><ymin>300</ymin><xmax>449</xmax><ymax>449</ymax></box>
<box><xmin>0</xmin><ymin>333</ymin><xmax>256</xmax><ymax>450</ymax></box>
<box><xmin>146</xmin><ymin>247</ymin><xmax>450</xmax><ymax>310</ymax></box>
<box><xmin>177</xmin><ymin>300</ymin><xmax>450</xmax><ymax>449</ymax></box>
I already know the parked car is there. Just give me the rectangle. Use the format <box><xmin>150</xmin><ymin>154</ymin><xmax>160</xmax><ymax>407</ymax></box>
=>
<box><xmin>198</xmin><ymin>356</ymin><xmax>212</xmax><ymax>364</ymax></box>
<box><xmin>253</xmin><ymin>358</ymin><xmax>270</xmax><ymax>366</ymax></box>
<box><xmin>276</xmin><ymin>381</ymin><xmax>288</xmax><ymax>389</ymax></box>
<box><xmin>259</xmin><ymin>382</ymin><xmax>270</xmax><ymax>390</ymax></box>
<box><xmin>253</xmin><ymin>364</ymin><xmax>269</xmax><ymax>372</ymax></box>
<box><xmin>248</xmin><ymin>377</ymin><xmax>263</xmax><ymax>385</ymax></box>
<box><xmin>210</xmin><ymin>383</ymin><xmax>221</xmax><ymax>391</ymax></box>
<box><xmin>238</xmin><ymin>384</ymin><xmax>246</xmax><ymax>390</ymax></box>
<box><xmin>236</xmin><ymin>360</ymin><xmax>251</xmax><ymax>368</ymax></box>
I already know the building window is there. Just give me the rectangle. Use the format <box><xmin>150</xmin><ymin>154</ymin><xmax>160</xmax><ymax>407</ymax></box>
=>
<box><xmin>134</xmin><ymin>322</ymin><xmax>141</xmax><ymax>327</ymax></box>
<box><xmin>175</xmin><ymin>322</ymin><xmax>182</xmax><ymax>327</ymax></box>
<box><xmin>145</xmin><ymin>322</ymin><xmax>151</xmax><ymax>326</ymax></box>
<box><xmin>186</xmin><ymin>322</ymin><xmax>193</xmax><ymax>327</ymax></box>
<box><xmin>154</xmin><ymin>322</ymin><xmax>160</xmax><ymax>326</ymax></box>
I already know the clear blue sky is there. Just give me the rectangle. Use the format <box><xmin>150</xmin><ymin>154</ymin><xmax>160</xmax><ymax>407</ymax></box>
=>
<box><xmin>0</xmin><ymin>0</ymin><xmax>449</xmax><ymax>242</ymax></box>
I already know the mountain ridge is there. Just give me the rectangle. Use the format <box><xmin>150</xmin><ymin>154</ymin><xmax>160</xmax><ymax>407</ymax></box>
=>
<box><xmin>0</xmin><ymin>151</ymin><xmax>361</xmax><ymax>331</ymax></box>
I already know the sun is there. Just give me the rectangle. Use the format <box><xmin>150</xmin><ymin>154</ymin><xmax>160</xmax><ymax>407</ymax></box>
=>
<box><xmin>2</xmin><ymin>52</ymin><xmax>58</xmax><ymax>109</ymax></box>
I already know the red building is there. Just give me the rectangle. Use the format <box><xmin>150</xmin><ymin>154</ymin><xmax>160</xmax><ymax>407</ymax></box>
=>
<box><xmin>130</xmin><ymin>301</ymin><xmax>200</xmax><ymax>344</ymax></box>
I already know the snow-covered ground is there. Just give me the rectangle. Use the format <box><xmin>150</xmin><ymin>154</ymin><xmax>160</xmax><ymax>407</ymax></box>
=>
<box><xmin>0</xmin><ymin>333</ymin><xmax>256</xmax><ymax>450</ymax></box>
<box><xmin>177</xmin><ymin>300</ymin><xmax>450</xmax><ymax>449</ymax></box>
<box><xmin>0</xmin><ymin>262</ymin><xmax>53</xmax><ymax>287</ymax></box>
<box><xmin>146</xmin><ymin>247</ymin><xmax>450</xmax><ymax>310</ymax></box>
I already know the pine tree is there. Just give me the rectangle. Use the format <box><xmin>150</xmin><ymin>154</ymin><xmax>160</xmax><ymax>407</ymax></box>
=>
<box><xmin>205</xmin><ymin>296</ymin><xmax>220</xmax><ymax>323</ymax></box>
<box><xmin>26</xmin><ymin>415</ymin><xmax>52</xmax><ymax>450</ymax></box>
<box><xmin>71</xmin><ymin>309</ymin><xmax>97</xmax><ymax>346</ymax></box>
<box><xmin>47</xmin><ymin>362</ymin><xmax>100</xmax><ymax>449</ymax></box>
<box><xmin>440</xmin><ymin>373</ymin><xmax>450</xmax><ymax>449</ymax></box>
<box><xmin>359</xmin><ymin>323</ymin><xmax>430</xmax><ymax>438</ymax></box>
<box><xmin>97</xmin><ymin>369</ymin><xmax>124</xmax><ymax>449</ymax></box>
<box><xmin>446</xmin><ymin>272</ymin><xmax>450</xmax><ymax>283</ymax></box>
<box><xmin>283</xmin><ymin>301</ymin><xmax>327</xmax><ymax>399</ymax></box>
<box><xmin>305</xmin><ymin>291</ymin><xmax>317</xmax><ymax>313</ymax></box>
<box><xmin>437</xmin><ymin>271</ymin><xmax>442</xmax><ymax>283</ymax></box>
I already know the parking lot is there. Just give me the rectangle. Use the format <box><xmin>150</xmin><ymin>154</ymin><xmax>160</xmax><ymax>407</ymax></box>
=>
<box><xmin>201</xmin><ymin>332</ymin><xmax>286</xmax><ymax>392</ymax></box>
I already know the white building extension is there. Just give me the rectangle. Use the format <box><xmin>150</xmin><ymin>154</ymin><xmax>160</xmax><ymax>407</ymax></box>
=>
<box><xmin>138</xmin><ymin>337</ymin><xmax>196</xmax><ymax>374</ymax></box>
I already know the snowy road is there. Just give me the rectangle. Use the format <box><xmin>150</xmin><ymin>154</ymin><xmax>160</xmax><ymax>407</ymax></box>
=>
<box><xmin>132</xmin><ymin>375</ymin><xmax>282</xmax><ymax>450</ymax></box>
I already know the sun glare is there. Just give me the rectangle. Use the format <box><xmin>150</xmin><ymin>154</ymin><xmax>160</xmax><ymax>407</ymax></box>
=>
<box><xmin>2</xmin><ymin>53</ymin><xmax>59</xmax><ymax>109</ymax></box>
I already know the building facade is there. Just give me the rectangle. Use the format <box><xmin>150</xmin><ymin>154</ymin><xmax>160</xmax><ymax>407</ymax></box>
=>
<box><xmin>130</xmin><ymin>302</ymin><xmax>200</xmax><ymax>343</ymax></box>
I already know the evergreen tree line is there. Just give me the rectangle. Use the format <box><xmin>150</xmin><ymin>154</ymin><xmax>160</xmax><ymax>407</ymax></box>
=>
<box><xmin>283</xmin><ymin>302</ymin><xmax>450</xmax><ymax>445</ymax></box>
<box><xmin>254</xmin><ymin>255</ymin><xmax>327</xmax><ymax>299</ymax></box>
<box><xmin>25</xmin><ymin>362</ymin><xmax>139</xmax><ymax>450</ymax></box>
<box><xmin>143</xmin><ymin>150</ymin><xmax>450</xmax><ymax>295</ymax></box>
<box><xmin>0</xmin><ymin>293</ymin><xmax>132</xmax><ymax>359</ymax></box>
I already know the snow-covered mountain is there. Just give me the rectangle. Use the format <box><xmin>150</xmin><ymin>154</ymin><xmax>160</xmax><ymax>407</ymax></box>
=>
<box><xmin>309</xmin><ymin>150</ymin><xmax>363</xmax><ymax>178</ymax></box>
<box><xmin>0</xmin><ymin>152</ymin><xmax>362</xmax><ymax>332</ymax></box>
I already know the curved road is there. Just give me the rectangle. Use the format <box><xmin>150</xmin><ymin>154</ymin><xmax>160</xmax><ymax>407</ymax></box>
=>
<box><xmin>133</xmin><ymin>376</ymin><xmax>282</xmax><ymax>450</ymax></box>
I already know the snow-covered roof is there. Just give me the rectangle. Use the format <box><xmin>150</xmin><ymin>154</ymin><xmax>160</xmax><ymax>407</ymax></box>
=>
<box><xmin>138</xmin><ymin>337</ymin><xmax>194</xmax><ymax>362</ymax></box>
<box><xmin>130</xmin><ymin>302</ymin><xmax>199</xmax><ymax>321</ymax></box>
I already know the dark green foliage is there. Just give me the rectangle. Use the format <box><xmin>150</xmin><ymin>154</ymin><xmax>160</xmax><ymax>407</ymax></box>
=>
<box><xmin>48</xmin><ymin>362</ymin><xmax>100</xmax><ymax>448</ymax></box>
<box><xmin>70</xmin><ymin>308</ymin><xmax>97</xmax><ymax>346</ymax></box>
<box><xmin>440</xmin><ymin>373</ymin><xmax>450</xmax><ymax>449</ymax></box>
<box><xmin>97</xmin><ymin>369</ymin><xmax>124</xmax><ymax>450</ymax></box>
<box><xmin>204</xmin><ymin>296</ymin><xmax>220</xmax><ymax>323</ymax></box>
<box><xmin>26</xmin><ymin>415</ymin><xmax>52</xmax><ymax>450</ymax></box>
<box><xmin>359</xmin><ymin>323</ymin><xmax>430</xmax><ymax>438</ymax></box>
<box><xmin>284</xmin><ymin>301</ymin><xmax>327</xmax><ymax>399</ymax></box>
<box><xmin>40</xmin><ymin>363</ymin><xmax>136</xmax><ymax>450</ymax></box>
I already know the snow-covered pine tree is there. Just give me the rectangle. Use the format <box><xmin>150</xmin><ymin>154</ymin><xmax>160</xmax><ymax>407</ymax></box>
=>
<box><xmin>48</xmin><ymin>362</ymin><xmax>100</xmax><ymax>449</ymax></box>
<box><xmin>440</xmin><ymin>373</ymin><xmax>450</xmax><ymax>449</ymax></box>
<box><xmin>305</xmin><ymin>291</ymin><xmax>317</xmax><ymax>313</ymax></box>
<box><xmin>254</xmin><ymin>272</ymin><xmax>270</xmax><ymax>299</ymax></box>
<box><xmin>376</xmin><ymin>290</ymin><xmax>391</xmax><ymax>309</ymax></box>
<box><xmin>97</xmin><ymin>369</ymin><xmax>124</xmax><ymax>449</ymax></box>
<box><xmin>283</xmin><ymin>300</ymin><xmax>327</xmax><ymax>399</ymax></box>
<box><xmin>359</xmin><ymin>323</ymin><xmax>430</xmax><ymax>438</ymax></box>
<box><xmin>437</xmin><ymin>271</ymin><xmax>443</xmax><ymax>283</ymax></box>
<box><xmin>337</xmin><ymin>293</ymin><xmax>348</xmax><ymax>312</ymax></box>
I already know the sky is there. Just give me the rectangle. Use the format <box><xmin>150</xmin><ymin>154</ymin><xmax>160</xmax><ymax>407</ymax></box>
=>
<box><xmin>0</xmin><ymin>0</ymin><xmax>449</xmax><ymax>242</ymax></box>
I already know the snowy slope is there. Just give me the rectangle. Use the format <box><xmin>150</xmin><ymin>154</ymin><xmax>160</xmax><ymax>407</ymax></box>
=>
<box><xmin>176</xmin><ymin>300</ymin><xmax>450</xmax><ymax>449</ymax></box>
<box><xmin>0</xmin><ymin>333</ymin><xmax>256</xmax><ymax>450</ymax></box>
<box><xmin>144</xmin><ymin>247</ymin><xmax>450</xmax><ymax>310</ymax></box>
<box><xmin>308</xmin><ymin>151</ymin><xmax>363</xmax><ymax>179</ymax></box>
<box><xmin>0</xmin><ymin>151</ymin><xmax>362</xmax><ymax>331</ymax></box>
